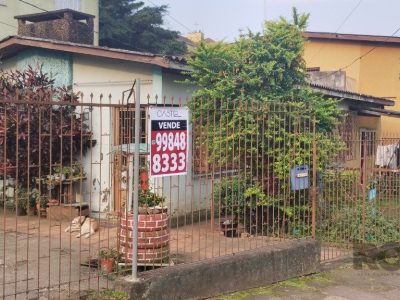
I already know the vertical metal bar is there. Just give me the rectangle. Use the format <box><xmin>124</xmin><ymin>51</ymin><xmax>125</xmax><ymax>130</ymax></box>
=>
<box><xmin>312</xmin><ymin>115</ymin><xmax>317</xmax><ymax>239</ymax></box>
<box><xmin>361</xmin><ymin>134</ymin><xmax>367</xmax><ymax>247</ymax></box>
<box><xmin>131</xmin><ymin>79</ymin><xmax>141</xmax><ymax>279</ymax></box>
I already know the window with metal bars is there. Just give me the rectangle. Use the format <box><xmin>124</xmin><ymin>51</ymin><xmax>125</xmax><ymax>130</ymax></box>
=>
<box><xmin>361</xmin><ymin>129</ymin><xmax>376</xmax><ymax>156</ymax></box>
<box><xmin>115</xmin><ymin>107</ymin><xmax>147</xmax><ymax>145</ymax></box>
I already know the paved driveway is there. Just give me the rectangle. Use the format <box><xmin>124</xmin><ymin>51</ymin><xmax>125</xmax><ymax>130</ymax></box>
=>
<box><xmin>212</xmin><ymin>257</ymin><xmax>400</xmax><ymax>300</ymax></box>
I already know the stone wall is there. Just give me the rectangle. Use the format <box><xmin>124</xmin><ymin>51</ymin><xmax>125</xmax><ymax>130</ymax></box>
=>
<box><xmin>116</xmin><ymin>239</ymin><xmax>321</xmax><ymax>300</ymax></box>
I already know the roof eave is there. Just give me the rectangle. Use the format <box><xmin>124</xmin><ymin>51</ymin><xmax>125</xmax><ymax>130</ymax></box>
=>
<box><xmin>14</xmin><ymin>8</ymin><xmax>95</xmax><ymax>21</ymax></box>
<box><xmin>303</xmin><ymin>31</ymin><xmax>400</xmax><ymax>45</ymax></box>
<box><xmin>0</xmin><ymin>36</ymin><xmax>189</xmax><ymax>70</ymax></box>
<box><xmin>311</xmin><ymin>84</ymin><xmax>394</xmax><ymax>107</ymax></box>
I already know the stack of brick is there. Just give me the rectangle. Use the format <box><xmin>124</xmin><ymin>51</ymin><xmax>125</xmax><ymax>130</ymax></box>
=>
<box><xmin>118</xmin><ymin>212</ymin><xmax>170</xmax><ymax>264</ymax></box>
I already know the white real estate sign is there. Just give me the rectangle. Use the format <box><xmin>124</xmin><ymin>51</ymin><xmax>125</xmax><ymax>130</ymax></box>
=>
<box><xmin>148</xmin><ymin>107</ymin><xmax>189</xmax><ymax>177</ymax></box>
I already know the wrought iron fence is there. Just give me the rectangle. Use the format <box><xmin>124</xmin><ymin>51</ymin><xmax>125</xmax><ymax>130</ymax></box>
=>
<box><xmin>1</xmin><ymin>88</ymin><xmax>400</xmax><ymax>299</ymax></box>
<box><xmin>318</xmin><ymin>133</ymin><xmax>400</xmax><ymax>261</ymax></box>
<box><xmin>0</xmin><ymin>90</ymin><xmax>319</xmax><ymax>298</ymax></box>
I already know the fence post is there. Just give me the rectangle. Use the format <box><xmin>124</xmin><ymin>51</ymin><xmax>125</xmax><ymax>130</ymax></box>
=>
<box><xmin>131</xmin><ymin>79</ymin><xmax>141</xmax><ymax>280</ymax></box>
<box><xmin>361</xmin><ymin>136</ymin><xmax>367</xmax><ymax>248</ymax></box>
<box><xmin>311</xmin><ymin>115</ymin><xmax>317</xmax><ymax>239</ymax></box>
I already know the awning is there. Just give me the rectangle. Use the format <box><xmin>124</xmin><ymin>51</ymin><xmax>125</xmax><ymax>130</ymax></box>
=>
<box><xmin>350</xmin><ymin>106</ymin><xmax>400</xmax><ymax>118</ymax></box>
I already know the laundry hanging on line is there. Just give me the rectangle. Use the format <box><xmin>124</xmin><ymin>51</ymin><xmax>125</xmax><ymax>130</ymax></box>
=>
<box><xmin>375</xmin><ymin>143</ymin><xmax>399</xmax><ymax>169</ymax></box>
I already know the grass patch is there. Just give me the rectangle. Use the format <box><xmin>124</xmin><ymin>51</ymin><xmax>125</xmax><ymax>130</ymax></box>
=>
<box><xmin>212</xmin><ymin>272</ymin><xmax>333</xmax><ymax>300</ymax></box>
<box><xmin>87</xmin><ymin>290</ymin><xmax>128</xmax><ymax>300</ymax></box>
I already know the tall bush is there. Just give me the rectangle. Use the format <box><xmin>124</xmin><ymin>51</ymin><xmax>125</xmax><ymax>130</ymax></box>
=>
<box><xmin>0</xmin><ymin>66</ymin><xmax>93</xmax><ymax>185</ymax></box>
<box><xmin>186</xmin><ymin>9</ymin><xmax>343</xmax><ymax>180</ymax></box>
<box><xmin>186</xmin><ymin>9</ymin><xmax>343</xmax><ymax>235</ymax></box>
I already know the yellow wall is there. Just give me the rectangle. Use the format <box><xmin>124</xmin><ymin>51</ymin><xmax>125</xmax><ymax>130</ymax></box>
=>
<box><xmin>304</xmin><ymin>39</ymin><xmax>400</xmax><ymax>134</ymax></box>
<box><xmin>0</xmin><ymin>0</ymin><xmax>99</xmax><ymax>45</ymax></box>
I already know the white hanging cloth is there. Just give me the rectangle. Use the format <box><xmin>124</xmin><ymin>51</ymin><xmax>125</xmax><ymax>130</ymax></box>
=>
<box><xmin>375</xmin><ymin>143</ymin><xmax>399</xmax><ymax>169</ymax></box>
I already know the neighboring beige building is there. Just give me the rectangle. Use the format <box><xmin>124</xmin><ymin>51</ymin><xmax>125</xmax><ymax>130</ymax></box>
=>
<box><xmin>0</xmin><ymin>0</ymin><xmax>99</xmax><ymax>45</ymax></box>
<box><xmin>179</xmin><ymin>31</ymin><xmax>215</xmax><ymax>50</ymax></box>
<box><xmin>304</xmin><ymin>32</ymin><xmax>400</xmax><ymax>134</ymax></box>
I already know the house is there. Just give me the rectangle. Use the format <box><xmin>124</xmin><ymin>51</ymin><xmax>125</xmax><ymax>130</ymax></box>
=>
<box><xmin>0</xmin><ymin>9</ymin><xmax>198</xmax><ymax>218</ymax></box>
<box><xmin>310</xmin><ymin>81</ymin><xmax>399</xmax><ymax>169</ymax></box>
<box><xmin>304</xmin><ymin>31</ymin><xmax>400</xmax><ymax>134</ymax></box>
<box><xmin>0</xmin><ymin>0</ymin><xmax>99</xmax><ymax>45</ymax></box>
<box><xmin>1</xmin><ymin>11</ymin><xmax>398</xmax><ymax>218</ymax></box>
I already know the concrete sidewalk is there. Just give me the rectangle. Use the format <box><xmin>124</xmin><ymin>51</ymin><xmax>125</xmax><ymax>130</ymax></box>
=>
<box><xmin>212</xmin><ymin>258</ymin><xmax>400</xmax><ymax>300</ymax></box>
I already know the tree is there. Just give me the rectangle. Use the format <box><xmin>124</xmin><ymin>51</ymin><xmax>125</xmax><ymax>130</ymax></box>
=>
<box><xmin>99</xmin><ymin>0</ymin><xmax>187</xmax><ymax>55</ymax></box>
<box><xmin>185</xmin><ymin>9</ymin><xmax>343</xmax><ymax>235</ymax></box>
<box><xmin>0</xmin><ymin>66</ymin><xmax>93</xmax><ymax>186</ymax></box>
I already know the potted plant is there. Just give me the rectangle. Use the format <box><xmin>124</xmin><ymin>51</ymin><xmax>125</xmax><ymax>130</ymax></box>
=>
<box><xmin>52</xmin><ymin>166</ymin><xmax>68</xmax><ymax>181</ymax></box>
<box><xmin>99</xmin><ymin>248</ymin><xmax>120</xmax><ymax>273</ymax></box>
<box><xmin>71</xmin><ymin>163</ymin><xmax>85</xmax><ymax>179</ymax></box>
<box><xmin>119</xmin><ymin>189</ymin><xmax>169</xmax><ymax>265</ymax></box>
<box><xmin>139</xmin><ymin>165</ymin><xmax>149</xmax><ymax>191</ymax></box>
<box><xmin>138</xmin><ymin>190</ymin><xmax>165</xmax><ymax>214</ymax></box>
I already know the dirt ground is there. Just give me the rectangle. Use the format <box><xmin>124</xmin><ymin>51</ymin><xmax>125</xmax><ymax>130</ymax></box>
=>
<box><xmin>213</xmin><ymin>258</ymin><xmax>400</xmax><ymax>300</ymax></box>
<box><xmin>0</xmin><ymin>211</ymin><xmax>295</xmax><ymax>299</ymax></box>
<box><xmin>0</xmin><ymin>212</ymin><xmax>117</xmax><ymax>300</ymax></box>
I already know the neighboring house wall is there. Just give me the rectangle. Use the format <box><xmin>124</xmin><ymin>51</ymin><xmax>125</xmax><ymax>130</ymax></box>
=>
<box><xmin>162</xmin><ymin>71</ymin><xmax>196</xmax><ymax>100</ymax></box>
<box><xmin>16</xmin><ymin>48</ymin><xmax>73</xmax><ymax>87</ymax></box>
<box><xmin>72</xmin><ymin>55</ymin><xmax>154</xmax><ymax>101</ymax></box>
<box><xmin>304</xmin><ymin>39</ymin><xmax>400</xmax><ymax>134</ymax></box>
<box><xmin>0</xmin><ymin>0</ymin><xmax>99</xmax><ymax>45</ymax></box>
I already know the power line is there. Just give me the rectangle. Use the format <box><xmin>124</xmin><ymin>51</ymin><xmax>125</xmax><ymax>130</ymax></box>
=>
<box><xmin>335</xmin><ymin>0</ymin><xmax>363</xmax><ymax>33</ymax></box>
<box><xmin>309</xmin><ymin>0</ymin><xmax>364</xmax><ymax>64</ymax></box>
<box><xmin>18</xmin><ymin>0</ymin><xmax>47</xmax><ymax>12</ymax></box>
<box><xmin>0</xmin><ymin>21</ymin><xmax>17</xmax><ymax>29</ymax></box>
<box><xmin>316</xmin><ymin>24</ymin><xmax>400</xmax><ymax>80</ymax></box>
<box><xmin>341</xmin><ymin>26</ymin><xmax>400</xmax><ymax>70</ymax></box>
<box><xmin>144</xmin><ymin>0</ymin><xmax>193</xmax><ymax>32</ymax></box>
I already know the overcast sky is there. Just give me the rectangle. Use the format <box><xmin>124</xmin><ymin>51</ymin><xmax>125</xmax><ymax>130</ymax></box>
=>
<box><xmin>145</xmin><ymin>0</ymin><xmax>400</xmax><ymax>41</ymax></box>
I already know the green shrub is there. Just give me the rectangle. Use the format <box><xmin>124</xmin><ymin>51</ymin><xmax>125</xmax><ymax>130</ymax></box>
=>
<box><xmin>214</xmin><ymin>174</ymin><xmax>311</xmax><ymax>236</ymax></box>
<box><xmin>317</xmin><ymin>198</ymin><xmax>400</xmax><ymax>245</ymax></box>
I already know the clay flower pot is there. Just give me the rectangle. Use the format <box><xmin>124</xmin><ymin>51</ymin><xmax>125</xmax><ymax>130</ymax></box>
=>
<box><xmin>99</xmin><ymin>258</ymin><xmax>114</xmax><ymax>273</ymax></box>
<box><xmin>139</xmin><ymin>169</ymin><xmax>149</xmax><ymax>191</ymax></box>
<box><xmin>98</xmin><ymin>248</ymin><xmax>119</xmax><ymax>273</ymax></box>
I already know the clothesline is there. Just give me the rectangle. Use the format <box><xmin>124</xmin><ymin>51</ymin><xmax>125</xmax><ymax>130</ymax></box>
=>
<box><xmin>375</xmin><ymin>142</ymin><xmax>399</xmax><ymax>169</ymax></box>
